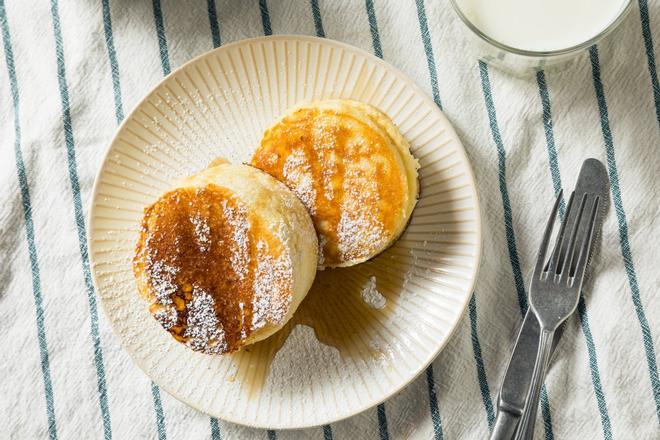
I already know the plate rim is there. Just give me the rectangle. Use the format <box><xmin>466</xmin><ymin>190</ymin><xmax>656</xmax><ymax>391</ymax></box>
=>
<box><xmin>87</xmin><ymin>34</ymin><xmax>483</xmax><ymax>430</ymax></box>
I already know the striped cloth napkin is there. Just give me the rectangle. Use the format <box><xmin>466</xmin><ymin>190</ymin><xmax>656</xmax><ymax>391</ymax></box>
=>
<box><xmin>1</xmin><ymin>0</ymin><xmax>658</xmax><ymax>438</ymax></box>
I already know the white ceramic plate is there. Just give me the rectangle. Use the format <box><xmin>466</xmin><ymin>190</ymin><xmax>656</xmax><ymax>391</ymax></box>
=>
<box><xmin>88</xmin><ymin>35</ymin><xmax>482</xmax><ymax>429</ymax></box>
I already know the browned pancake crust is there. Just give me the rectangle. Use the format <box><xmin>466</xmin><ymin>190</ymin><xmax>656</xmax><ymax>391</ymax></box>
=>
<box><xmin>133</xmin><ymin>184</ymin><xmax>292</xmax><ymax>354</ymax></box>
<box><xmin>252</xmin><ymin>107</ymin><xmax>406</xmax><ymax>267</ymax></box>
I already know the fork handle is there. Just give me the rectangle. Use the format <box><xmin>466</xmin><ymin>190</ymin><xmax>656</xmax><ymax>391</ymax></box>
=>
<box><xmin>514</xmin><ymin>329</ymin><xmax>554</xmax><ymax>440</ymax></box>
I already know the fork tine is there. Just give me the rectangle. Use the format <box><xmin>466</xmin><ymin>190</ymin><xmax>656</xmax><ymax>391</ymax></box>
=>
<box><xmin>546</xmin><ymin>191</ymin><xmax>574</xmax><ymax>275</ymax></box>
<box><xmin>571</xmin><ymin>196</ymin><xmax>600</xmax><ymax>285</ymax></box>
<box><xmin>533</xmin><ymin>190</ymin><xmax>563</xmax><ymax>278</ymax></box>
<box><xmin>560</xmin><ymin>193</ymin><xmax>588</xmax><ymax>277</ymax></box>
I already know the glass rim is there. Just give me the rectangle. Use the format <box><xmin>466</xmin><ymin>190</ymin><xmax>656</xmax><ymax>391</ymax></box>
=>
<box><xmin>449</xmin><ymin>0</ymin><xmax>634</xmax><ymax>57</ymax></box>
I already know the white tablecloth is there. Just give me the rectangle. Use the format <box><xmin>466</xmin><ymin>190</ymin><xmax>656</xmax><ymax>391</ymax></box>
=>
<box><xmin>1</xmin><ymin>0</ymin><xmax>659</xmax><ymax>438</ymax></box>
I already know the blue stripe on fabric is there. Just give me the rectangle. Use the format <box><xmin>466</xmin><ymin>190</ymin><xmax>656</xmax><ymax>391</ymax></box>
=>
<box><xmin>535</xmin><ymin>70</ymin><xmax>566</xmax><ymax>216</ymax></box>
<box><xmin>152</xmin><ymin>0</ymin><xmax>170</xmax><ymax>75</ymax></box>
<box><xmin>414</xmin><ymin>0</ymin><xmax>442</xmax><ymax>110</ymax></box>
<box><xmin>207</xmin><ymin>0</ymin><xmax>221</xmax><ymax>48</ymax></box>
<box><xmin>577</xmin><ymin>299</ymin><xmax>613</xmax><ymax>438</ymax></box>
<box><xmin>638</xmin><ymin>0</ymin><xmax>660</xmax><ymax>132</ymax></box>
<box><xmin>468</xmin><ymin>294</ymin><xmax>495</xmax><ymax>429</ymax></box>
<box><xmin>589</xmin><ymin>45</ymin><xmax>660</xmax><ymax>425</ymax></box>
<box><xmin>477</xmin><ymin>61</ymin><xmax>527</xmax><ymax>313</ymax></box>
<box><xmin>48</xmin><ymin>1</ymin><xmax>113</xmax><ymax>438</ymax></box>
<box><xmin>100</xmin><ymin>1</ymin><xmax>168</xmax><ymax>437</ymax></box>
<box><xmin>267</xmin><ymin>430</ymin><xmax>277</xmax><ymax>440</ymax></box>
<box><xmin>539</xmin><ymin>387</ymin><xmax>554</xmax><ymax>440</ymax></box>
<box><xmin>377</xmin><ymin>404</ymin><xmax>389</xmax><ymax>440</ymax></box>
<box><xmin>310</xmin><ymin>0</ymin><xmax>325</xmax><ymax>38</ymax></box>
<box><xmin>536</xmin><ymin>69</ymin><xmax>613</xmax><ymax>439</ymax></box>
<box><xmin>478</xmin><ymin>61</ymin><xmax>555</xmax><ymax>440</ymax></box>
<box><xmin>101</xmin><ymin>0</ymin><xmax>123</xmax><ymax>124</ymax></box>
<box><xmin>323</xmin><ymin>425</ymin><xmax>333</xmax><ymax>440</ymax></box>
<box><xmin>364</xmin><ymin>0</ymin><xmax>383</xmax><ymax>59</ymax></box>
<box><xmin>259</xmin><ymin>0</ymin><xmax>272</xmax><ymax>36</ymax></box>
<box><xmin>425</xmin><ymin>365</ymin><xmax>444</xmax><ymax>440</ymax></box>
<box><xmin>210</xmin><ymin>418</ymin><xmax>222</xmax><ymax>440</ymax></box>
<box><xmin>0</xmin><ymin>2</ymin><xmax>58</xmax><ymax>438</ymax></box>
<box><xmin>150</xmin><ymin>383</ymin><xmax>166</xmax><ymax>440</ymax></box>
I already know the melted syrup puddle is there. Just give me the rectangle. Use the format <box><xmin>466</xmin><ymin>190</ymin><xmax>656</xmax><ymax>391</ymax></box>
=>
<box><xmin>229</xmin><ymin>252</ymin><xmax>408</xmax><ymax>399</ymax></box>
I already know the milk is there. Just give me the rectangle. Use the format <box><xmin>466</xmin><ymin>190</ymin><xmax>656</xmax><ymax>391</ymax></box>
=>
<box><xmin>456</xmin><ymin>0</ymin><xmax>628</xmax><ymax>52</ymax></box>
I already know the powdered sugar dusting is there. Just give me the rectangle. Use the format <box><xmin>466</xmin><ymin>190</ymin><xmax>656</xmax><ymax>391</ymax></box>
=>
<box><xmin>184</xmin><ymin>287</ymin><xmax>227</xmax><ymax>354</ymax></box>
<box><xmin>221</xmin><ymin>198</ymin><xmax>250</xmax><ymax>281</ymax></box>
<box><xmin>311</xmin><ymin>122</ymin><xmax>338</xmax><ymax>201</ymax></box>
<box><xmin>190</xmin><ymin>215</ymin><xmax>211</xmax><ymax>252</ymax></box>
<box><xmin>361</xmin><ymin>276</ymin><xmax>386</xmax><ymax>309</ymax></box>
<box><xmin>145</xmin><ymin>259</ymin><xmax>179</xmax><ymax>305</ymax></box>
<box><xmin>337</xmin><ymin>164</ymin><xmax>386</xmax><ymax>261</ymax></box>
<box><xmin>282</xmin><ymin>149</ymin><xmax>316</xmax><ymax>214</ymax></box>
<box><xmin>337</xmin><ymin>211</ymin><xmax>385</xmax><ymax>258</ymax></box>
<box><xmin>321</xmin><ymin>155</ymin><xmax>337</xmax><ymax>201</ymax></box>
<box><xmin>251</xmin><ymin>239</ymin><xmax>293</xmax><ymax>330</ymax></box>
<box><xmin>153</xmin><ymin>305</ymin><xmax>178</xmax><ymax>330</ymax></box>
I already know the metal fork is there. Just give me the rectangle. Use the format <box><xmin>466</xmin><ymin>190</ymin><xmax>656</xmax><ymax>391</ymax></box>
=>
<box><xmin>514</xmin><ymin>162</ymin><xmax>606</xmax><ymax>439</ymax></box>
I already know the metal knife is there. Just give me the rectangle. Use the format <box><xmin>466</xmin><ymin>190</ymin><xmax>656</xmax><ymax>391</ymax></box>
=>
<box><xmin>490</xmin><ymin>310</ymin><xmax>562</xmax><ymax>439</ymax></box>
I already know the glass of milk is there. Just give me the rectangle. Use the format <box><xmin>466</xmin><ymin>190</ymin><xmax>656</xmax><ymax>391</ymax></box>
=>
<box><xmin>451</xmin><ymin>0</ymin><xmax>632</xmax><ymax>73</ymax></box>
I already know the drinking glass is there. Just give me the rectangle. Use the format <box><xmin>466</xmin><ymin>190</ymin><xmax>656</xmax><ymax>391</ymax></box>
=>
<box><xmin>449</xmin><ymin>0</ymin><xmax>633</xmax><ymax>75</ymax></box>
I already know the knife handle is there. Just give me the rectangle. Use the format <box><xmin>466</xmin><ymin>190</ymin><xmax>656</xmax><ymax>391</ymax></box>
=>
<box><xmin>490</xmin><ymin>409</ymin><xmax>519</xmax><ymax>440</ymax></box>
<box><xmin>491</xmin><ymin>310</ymin><xmax>562</xmax><ymax>440</ymax></box>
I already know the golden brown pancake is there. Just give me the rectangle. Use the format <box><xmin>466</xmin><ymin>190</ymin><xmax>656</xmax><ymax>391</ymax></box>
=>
<box><xmin>133</xmin><ymin>162</ymin><xmax>317</xmax><ymax>354</ymax></box>
<box><xmin>252</xmin><ymin>99</ymin><xmax>419</xmax><ymax>268</ymax></box>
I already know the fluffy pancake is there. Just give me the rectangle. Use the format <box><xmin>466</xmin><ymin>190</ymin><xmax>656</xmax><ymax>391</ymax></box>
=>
<box><xmin>251</xmin><ymin>99</ymin><xmax>419</xmax><ymax>268</ymax></box>
<box><xmin>133</xmin><ymin>161</ymin><xmax>317</xmax><ymax>354</ymax></box>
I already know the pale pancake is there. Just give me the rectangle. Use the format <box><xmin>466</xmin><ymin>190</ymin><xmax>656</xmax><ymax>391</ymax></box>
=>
<box><xmin>133</xmin><ymin>161</ymin><xmax>318</xmax><ymax>354</ymax></box>
<box><xmin>252</xmin><ymin>99</ymin><xmax>419</xmax><ymax>268</ymax></box>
